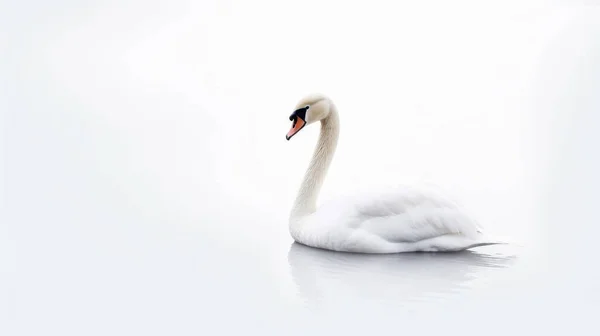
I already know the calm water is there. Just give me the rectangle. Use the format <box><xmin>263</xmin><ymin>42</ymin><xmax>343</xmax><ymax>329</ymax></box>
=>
<box><xmin>3</xmin><ymin>1</ymin><xmax>600</xmax><ymax>335</ymax></box>
<box><xmin>3</xmin><ymin>180</ymin><xmax>596</xmax><ymax>334</ymax></box>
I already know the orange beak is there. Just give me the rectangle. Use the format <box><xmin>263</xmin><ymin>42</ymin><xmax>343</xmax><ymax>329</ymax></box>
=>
<box><xmin>286</xmin><ymin>117</ymin><xmax>306</xmax><ymax>140</ymax></box>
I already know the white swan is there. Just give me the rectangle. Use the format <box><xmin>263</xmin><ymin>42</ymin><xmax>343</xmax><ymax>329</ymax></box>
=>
<box><xmin>286</xmin><ymin>93</ymin><xmax>505</xmax><ymax>253</ymax></box>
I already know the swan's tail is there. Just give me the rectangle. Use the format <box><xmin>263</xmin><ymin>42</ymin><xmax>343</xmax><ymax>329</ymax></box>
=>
<box><xmin>473</xmin><ymin>235</ymin><xmax>524</xmax><ymax>248</ymax></box>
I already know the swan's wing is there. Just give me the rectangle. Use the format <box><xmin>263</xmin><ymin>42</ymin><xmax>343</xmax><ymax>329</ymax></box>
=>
<box><xmin>346</xmin><ymin>187</ymin><xmax>484</xmax><ymax>243</ymax></box>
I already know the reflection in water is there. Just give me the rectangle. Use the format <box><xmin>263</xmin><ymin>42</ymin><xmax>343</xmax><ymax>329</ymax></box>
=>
<box><xmin>288</xmin><ymin>242</ymin><xmax>515</xmax><ymax>308</ymax></box>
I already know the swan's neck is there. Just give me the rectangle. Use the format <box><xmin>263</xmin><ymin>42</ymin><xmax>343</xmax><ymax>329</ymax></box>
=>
<box><xmin>291</xmin><ymin>104</ymin><xmax>340</xmax><ymax>219</ymax></box>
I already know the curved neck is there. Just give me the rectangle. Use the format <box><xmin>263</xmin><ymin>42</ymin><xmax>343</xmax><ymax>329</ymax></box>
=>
<box><xmin>291</xmin><ymin>104</ymin><xmax>340</xmax><ymax>219</ymax></box>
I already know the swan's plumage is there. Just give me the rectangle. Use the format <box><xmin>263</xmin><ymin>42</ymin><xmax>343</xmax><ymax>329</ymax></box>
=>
<box><xmin>290</xmin><ymin>185</ymin><xmax>502</xmax><ymax>253</ymax></box>
<box><xmin>287</xmin><ymin>94</ymin><xmax>504</xmax><ymax>253</ymax></box>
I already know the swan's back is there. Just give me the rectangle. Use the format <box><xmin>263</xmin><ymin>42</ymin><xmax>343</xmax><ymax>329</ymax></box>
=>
<box><xmin>290</xmin><ymin>185</ymin><xmax>502</xmax><ymax>253</ymax></box>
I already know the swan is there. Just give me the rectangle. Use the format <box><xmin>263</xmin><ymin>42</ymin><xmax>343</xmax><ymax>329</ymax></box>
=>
<box><xmin>285</xmin><ymin>93</ymin><xmax>506</xmax><ymax>253</ymax></box>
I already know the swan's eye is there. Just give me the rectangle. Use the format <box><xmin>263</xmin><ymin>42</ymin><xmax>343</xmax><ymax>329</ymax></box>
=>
<box><xmin>289</xmin><ymin>106</ymin><xmax>308</xmax><ymax>123</ymax></box>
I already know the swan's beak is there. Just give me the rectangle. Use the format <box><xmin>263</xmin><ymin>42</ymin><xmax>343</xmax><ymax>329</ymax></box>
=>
<box><xmin>286</xmin><ymin>116</ymin><xmax>306</xmax><ymax>140</ymax></box>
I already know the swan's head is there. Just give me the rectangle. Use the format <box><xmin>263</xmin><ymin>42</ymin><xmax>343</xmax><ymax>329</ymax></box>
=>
<box><xmin>286</xmin><ymin>93</ymin><xmax>331</xmax><ymax>140</ymax></box>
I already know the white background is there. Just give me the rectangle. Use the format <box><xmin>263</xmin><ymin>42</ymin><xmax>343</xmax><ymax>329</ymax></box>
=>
<box><xmin>2</xmin><ymin>0</ymin><xmax>600</xmax><ymax>335</ymax></box>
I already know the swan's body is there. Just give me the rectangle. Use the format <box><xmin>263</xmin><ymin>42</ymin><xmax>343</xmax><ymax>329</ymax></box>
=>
<box><xmin>286</xmin><ymin>94</ymin><xmax>504</xmax><ymax>253</ymax></box>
